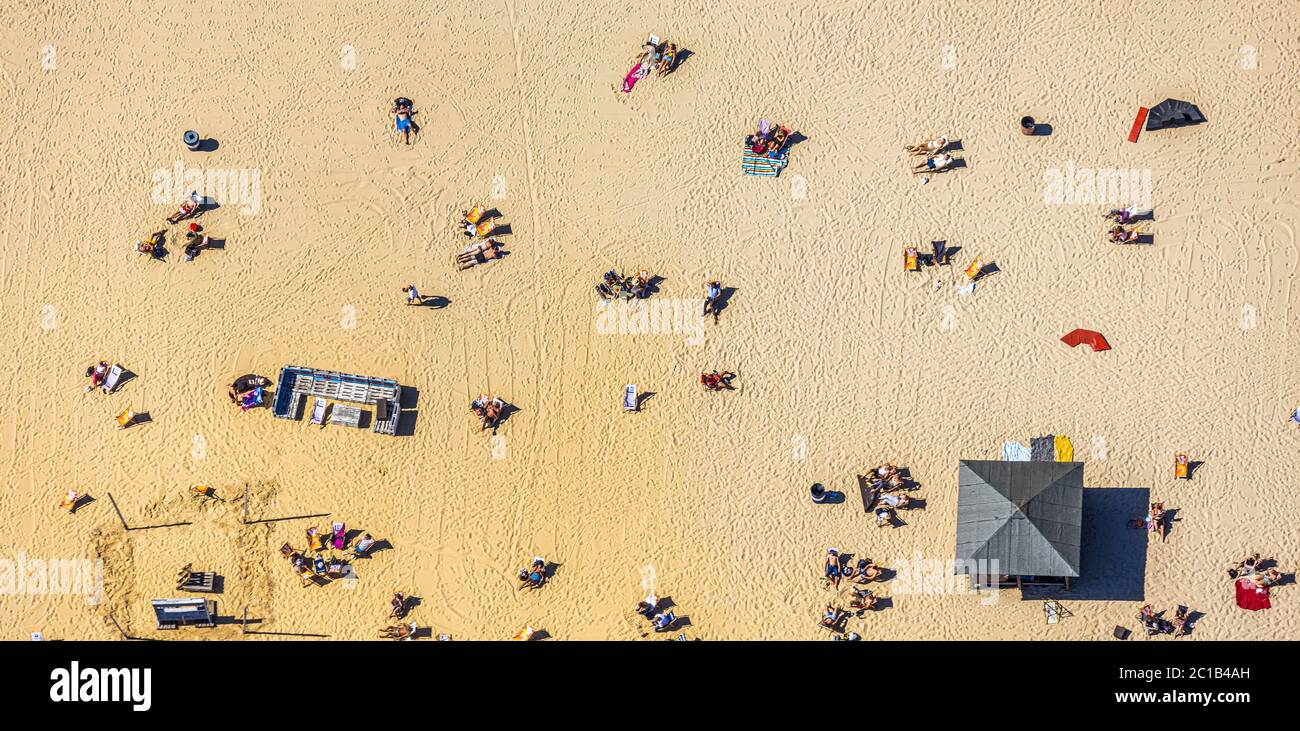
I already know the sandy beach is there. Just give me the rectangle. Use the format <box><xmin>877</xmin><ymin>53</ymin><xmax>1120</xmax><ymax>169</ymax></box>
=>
<box><xmin>1</xmin><ymin>0</ymin><xmax>1298</xmax><ymax>640</ymax></box>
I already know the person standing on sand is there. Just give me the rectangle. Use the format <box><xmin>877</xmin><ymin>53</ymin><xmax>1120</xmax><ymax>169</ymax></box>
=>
<box><xmin>402</xmin><ymin>285</ymin><xmax>424</xmax><ymax>306</ymax></box>
<box><xmin>703</xmin><ymin>280</ymin><xmax>723</xmax><ymax>323</ymax></box>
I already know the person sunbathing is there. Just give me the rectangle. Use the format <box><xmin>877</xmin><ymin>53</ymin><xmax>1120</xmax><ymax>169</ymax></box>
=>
<box><xmin>652</xmin><ymin>611</ymin><xmax>677</xmax><ymax>632</ymax></box>
<box><xmin>850</xmin><ymin>587</ymin><xmax>878</xmax><ymax>612</ymax></box>
<box><xmin>167</xmin><ymin>193</ymin><xmax>199</xmax><ymax>224</ymax></box>
<box><xmin>768</xmin><ymin>125</ymin><xmax>791</xmax><ymax>154</ymax></box>
<box><xmin>1170</xmin><ymin>605</ymin><xmax>1190</xmax><ymax>638</ymax></box>
<box><xmin>912</xmin><ymin>153</ymin><xmax>954</xmax><ymax>174</ymax></box>
<box><xmin>480</xmin><ymin>397</ymin><xmax>504</xmax><ymax>430</ymax></box>
<box><xmin>1107</xmin><ymin>225</ymin><xmax>1140</xmax><ymax>243</ymax></box>
<box><xmin>875</xmin><ymin>505</ymin><xmax>895</xmax><ymax>528</ymax></box>
<box><xmin>518</xmin><ymin>557</ymin><xmax>546</xmax><ymax>589</ymax></box>
<box><xmin>635</xmin><ymin>598</ymin><xmax>657</xmax><ymax>618</ymax></box>
<box><xmin>392</xmin><ymin>97</ymin><xmax>416</xmax><ymax>145</ymax></box>
<box><xmin>819</xmin><ymin>605</ymin><xmax>846</xmax><ymax>629</ymax></box>
<box><xmin>306</xmin><ymin>527</ymin><xmax>325</xmax><ymax>552</ymax></box>
<box><xmin>136</xmin><ymin>231</ymin><xmax>166</xmax><ymax>258</ymax></box>
<box><xmin>823</xmin><ymin>548</ymin><xmax>843</xmax><ymax>589</ymax></box>
<box><xmin>905</xmin><ymin>135</ymin><xmax>949</xmax><ymax>156</ymax></box>
<box><xmin>183</xmin><ymin>232</ymin><xmax>209</xmax><ymax>261</ymax></box>
<box><xmin>1254</xmin><ymin>568</ymin><xmax>1283</xmax><ymax>589</ymax></box>
<box><xmin>701</xmin><ymin>370</ymin><xmax>736</xmax><ymax>391</ymax></box>
<box><xmin>1104</xmin><ymin>206</ymin><xmax>1137</xmax><ymax>224</ymax></box>
<box><xmin>656</xmin><ymin>42</ymin><xmax>677</xmax><ymax>76</ymax></box>
<box><xmin>457</xmin><ymin>240</ymin><xmax>504</xmax><ymax>270</ymax></box>
<box><xmin>854</xmin><ymin>559</ymin><xmax>883</xmax><ymax>583</ymax></box>
<box><xmin>86</xmin><ymin>361</ymin><xmax>109</xmax><ymax>389</ymax></box>
<box><xmin>351</xmin><ymin>533</ymin><xmax>375</xmax><ymax>557</ymax></box>
<box><xmin>879</xmin><ymin>492</ymin><xmax>911</xmax><ymax>510</ymax></box>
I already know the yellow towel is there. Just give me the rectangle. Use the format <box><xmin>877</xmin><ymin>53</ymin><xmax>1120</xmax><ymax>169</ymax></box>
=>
<box><xmin>1054</xmin><ymin>435</ymin><xmax>1074</xmax><ymax>462</ymax></box>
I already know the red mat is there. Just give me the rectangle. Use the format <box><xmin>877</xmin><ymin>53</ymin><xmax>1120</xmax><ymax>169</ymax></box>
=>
<box><xmin>1061</xmin><ymin>329</ymin><xmax>1111</xmax><ymax>352</ymax></box>
<box><xmin>1128</xmin><ymin>107</ymin><xmax>1148</xmax><ymax>143</ymax></box>
<box><xmin>1235</xmin><ymin>577</ymin><xmax>1271</xmax><ymax>611</ymax></box>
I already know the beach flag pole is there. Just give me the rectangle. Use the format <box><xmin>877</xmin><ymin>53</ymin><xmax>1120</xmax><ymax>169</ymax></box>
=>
<box><xmin>242</xmin><ymin>483</ymin><xmax>250</xmax><ymax>524</ymax></box>
<box><xmin>106</xmin><ymin>492</ymin><xmax>129</xmax><ymax>530</ymax></box>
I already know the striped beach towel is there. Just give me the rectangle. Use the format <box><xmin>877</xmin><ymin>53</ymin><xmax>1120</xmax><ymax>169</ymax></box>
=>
<box><xmin>742</xmin><ymin>141</ymin><xmax>789</xmax><ymax>177</ymax></box>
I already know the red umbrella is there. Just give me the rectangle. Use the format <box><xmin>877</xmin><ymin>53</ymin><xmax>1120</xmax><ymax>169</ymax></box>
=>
<box><xmin>1061</xmin><ymin>329</ymin><xmax>1111</xmax><ymax>352</ymax></box>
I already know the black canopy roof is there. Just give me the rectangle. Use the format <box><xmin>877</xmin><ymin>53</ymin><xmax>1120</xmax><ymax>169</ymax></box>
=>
<box><xmin>955</xmin><ymin>460</ymin><xmax>1084</xmax><ymax>578</ymax></box>
<box><xmin>1146</xmin><ymin>99</ymin><xmax>1206</xmax><ymax>130</ymax></box>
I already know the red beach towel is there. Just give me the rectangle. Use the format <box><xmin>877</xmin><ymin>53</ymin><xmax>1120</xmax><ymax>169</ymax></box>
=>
<box><xmin>1235</xmin><ymin>577</ymin><xmax>1271</xmax><ymax>611</ymax></box>
<box><xmin>1061</xmin><ymin>329</ymin><xmax>1111</xmax><ymax>352</ymax></box>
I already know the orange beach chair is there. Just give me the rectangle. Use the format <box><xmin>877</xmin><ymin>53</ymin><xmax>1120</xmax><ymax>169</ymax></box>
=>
<box><xmin>904</xmin><ymin>247</ymin><xmax>919</xmax><ymax>272</ymax></box>
<box><xmin>964</xmin><ymin>257</ymin><xmax>985</xmax><ymax>281</ymax></box>
<box><xmin>1174</xmin><ymin>453</ymin><xmax>1189</xmax><ymax>479</ymax></box>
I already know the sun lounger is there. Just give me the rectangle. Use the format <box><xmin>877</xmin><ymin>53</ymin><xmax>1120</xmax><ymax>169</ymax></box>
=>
<box><xmin>464</xmin><ymin>204</ymin><xmax>486</xmax><ymax>225</ymax></box>
<box><xmin>1174</xmin><ymin>453</ymin><xmax>1189</xmax><ymax>479</ymax></box>
<box><xmin>624</xmin><ymin>384</ymin><xmax>638</xmax><ymax>412</ymax></box>
<box><xmin>310</xmin><ymin>397</ymin><xmax>328</xmax><ymax>426</ymax></box>
<box><xmin>904</xmin><ymin>247</ymin><xmax>920</xmax><ymax>272</ymax></box>
<box><xmin>964</xmin><ymin>257</ymin><xmax>985</xmax><ymax>281</ymax></box>
<box><xmin>115</xmin><ymin>408</ymin><xmax>136</xmax><ymax>429</ymax></box>
<box><xmin>473</xmin><ymin>220</ymin><xmax>496</xmax><ymax>237</ymax></box>
<box><xmin>101</xmin><ymin>364</ymin><xmax>124</xmax><ymax>393</ymax></box>
<box><xmin>931</xmin><ymin>240</ymin><xmax>948</xmax><ymax>266</ymax></box>
<box><xmin>177</xmin><ymin>567</ymin><xmax>217</xmax><ymax>593</ymax></box>
<box><xmin>59</xmin><ymin>490</ymin><xmax>79</xmax><ymax>512</ymax></box>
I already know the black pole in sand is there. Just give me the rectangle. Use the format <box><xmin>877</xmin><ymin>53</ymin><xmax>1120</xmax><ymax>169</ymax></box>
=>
<box><xmin>106</xmin><ymin>492</ymin><xmax>129</xmax><ymax>530</ymax></box>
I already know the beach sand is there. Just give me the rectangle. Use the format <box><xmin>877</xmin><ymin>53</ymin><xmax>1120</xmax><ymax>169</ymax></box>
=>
<box><xmin>1</xmin><ymin>0</ymin><xmax>1298</xmax><ymax>640</ymax></box>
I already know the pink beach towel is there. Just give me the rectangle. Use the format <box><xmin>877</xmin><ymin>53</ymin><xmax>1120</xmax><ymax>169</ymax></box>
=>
<box><xmin>621</xmin><ymin>63</ymin><xmax>648</xmax><ymax>93</ymax></box>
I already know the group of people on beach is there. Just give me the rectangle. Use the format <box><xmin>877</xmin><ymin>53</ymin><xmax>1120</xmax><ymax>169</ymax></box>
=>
<box><xmin>227</xmin><ymin>374</ymin><xmax>270</xmax><ymax>412</ymax></box>
<box><xmin>280</xmin><ymin>524</ymin><xmax>376</xmax><ymax>587</ymax></box>
<box><xmin>1104</xmin><ymin>205</ymin><xmax>1148</xmax><ymax>243</ymax></box>
<box><xmin>862</xmin><ymin>463</ymin><xmax>918</xmax><ymax>528</ymax></box>
<box><xmin>820</xmin><ymin>548</ymin><xmax>885</xmax><ymax>633</ymax></box>
<box><xmin>136</xmin><ymin>192</ymin><xmax>215</xmax><ymax>262</ymax></box>
<box><xmin>1230</xmin><ymin>552</ymin><xmax>1284</xmax><ymax>589</ymax></box>
<box><xmin>621</xmin><ymin>37</ymin><xmax>678</xmax><ymax>93</ymax></box>
<box><xmin>470</xmin><ymin>393</ymin><xmax>506</xmax><ymax>431</ymax></box>
<box><xmin>906</xmin><ymin>135</ymin><xmax>959</xmax><ymax>175</ymax></box>
<box><xmin>747</xmin><ymin>119</ymin><xmax>793</xmax><ymax>158</ymax></box>
<box><xmin>596</xmin><ymin>269</ymin><xmax>653</xmax><ymax>301</ymax></box>
<box><xmin>633</xmin><ymin>592</ymin><xmax>680</xmax><ymax>635</ymax></box>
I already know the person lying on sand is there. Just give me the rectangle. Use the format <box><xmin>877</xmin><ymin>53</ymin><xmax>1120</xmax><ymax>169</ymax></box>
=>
<box><xmin>652</xmin><ymin>610</ymin><xmax>677</xmax><ymax>632</ymax></box>
<box><xmin>1253</xmin><ymin>568</ymin><xmax>1283</xmax><ymax>589</ymax></box>
<box><xmin>878</xmin><ymin>492</ymin><xmax>911</xmax><ymax>510</ymax></box>
<box><xmin>656</xmin><ymin>43</ymin><xmax>677</xmax><ymax>76</ymax></box>
<box><xmin>854</xmin><ymin>559</ymin><xmax>883</xmax><ymax>583</ymax></box>
<box><xmin>905</xmin><ymin>135</ymin><xmax>949</xmax><ymax>156</ymax></box>
<box><xmin>823</xmin><ymin>548</ymin><xmax>842</xmax><ymax>589</ymax></box>
<box><xmin>136</xmin><ymin>231</ymin><xmax>166</xmax><ymax>258</ymax></box>
<box><xmin>912</xmin><ymin>153</ymin><xmax>955</xmax><ymax>174</ymax></box>
<box><xmin>1107</xmin><ymin>225</ymin><xmax>1141</xmax><ymax>243</ymax></box>
<box><xmin>392</xmin><ymin>98</ymin><xmax>416</xmax><ymax>145</ymax></box>
<box><xmin>518</xmin><ymin>557</ymin><xmax>546</xmax><ymax>589</ymax></box>
<box><xmin>457</xmin><ymin>240</ymin><xmax>504</xmax><ymax>270</ymax></box>
<box><xmin>875</xmin><ymin>505</ymin><xmax>895</xmax><ymax>528</ymax></box>
<box><xmin>1104</xmin><ymin>206</ymin><xmax>1140</xmax><ymax>224</ymax></box>
<box><xmin>701</xmin><ymin>370</ymin><xmax>736</xmax><ymax>391</ymax></box>
<box><xmin>819</xmin><ymin>605</ymin><xmax>846</xmax><ymax>629</ymax></box>
<box><xmin>167</xmin><ymin>192</ymin><xmax>200</xmax><ymax>224</ymax></box>
<box><xmin>850</xmin><ymin>587</ymin><xmax>878</xmax><ymax>612</ymax></box>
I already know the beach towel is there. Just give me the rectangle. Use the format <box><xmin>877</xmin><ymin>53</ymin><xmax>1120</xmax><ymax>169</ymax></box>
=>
<box><xmin>1002</xmin><ymin>441</ymin><xmax>1032</xmax><ymax>461</ymax></box>
<box><xmin>1029</xmin><ymin>435</ymin><xmax>1056</xmax><ymax>461</ymax></box>
<box><xmin>1235</xmin><ymin>577</ymin><xmax>1271</xmax><ymax>611</ymax></box>
<box><xmin>1054</xmin><ymin>435</ymin><xmax>1074</xmax><ymax>462</ymax></box>
<box><xmin>623</xmin><ymin>384</ymin><xmax>638</xmax><ymax>411</ymax></box>
<box><xmin>621</xmin><ymin>63</ymin><xmax>648</xmax><ymax>93</ymax></box>
<box><xmin>1061</xmin><ymin>329</ymin><xmax>1111</xmax><ymax>352</ymax></box>
<box><xmin>1290</xmin><ymin>408</ymin><xmax>1300</xmax><ymax>426</ymax></box>
<box><xmin>240</xmin><ymin>387</ymin><xmax>264</xmax><ymax>412</ymax></box>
